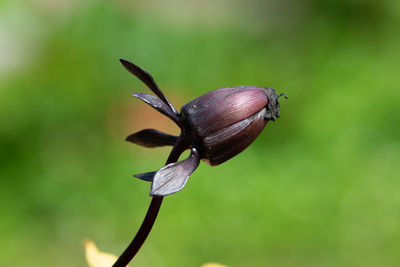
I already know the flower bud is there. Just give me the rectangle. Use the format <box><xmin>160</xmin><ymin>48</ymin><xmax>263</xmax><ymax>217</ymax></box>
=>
<box><xmin>181</xmin><ymin>86</ymin><xmax>285</xmax><ymax>166</ymax></box>
<box><xmin>121</xmin><ymin>59</ymin><xmax>287</xmax><ymax>196</ymax></box>
<box><xmin>118</xmin><ymin>59</ymin><xmax>289</xmax><ymax>266</ymax></box>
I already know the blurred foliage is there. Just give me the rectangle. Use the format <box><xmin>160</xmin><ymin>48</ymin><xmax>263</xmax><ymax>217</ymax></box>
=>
<box><xmin>1</xmin><ymin>0</ymin><xmax>400</xmax><ymax>266</ymax></box>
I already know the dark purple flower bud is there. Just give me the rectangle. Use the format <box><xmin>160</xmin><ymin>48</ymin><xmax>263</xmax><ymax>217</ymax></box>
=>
<box><xmin>181</xmin><ymin>86</ymin><xmax>285</xmax><ymax>166</ymax></box>
<box><xmin>120</xmin><ymin>59</ymin><xmax>287</xmax><ymax>196</ymax></box>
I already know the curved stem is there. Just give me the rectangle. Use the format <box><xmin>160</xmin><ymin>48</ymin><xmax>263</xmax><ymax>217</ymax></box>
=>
<box><xmin>165</xmin><ymin>132</ymin><xmax>189</xmax><ymax>164</ymax></box>
<box><xmin>112</xmin><ymin>196</ymin><xmax>163</xmax><ymax>267</ymax></box>
<box><xmin>113</xmin><ymin>133</ymin><xmax>189</xmax><ymax>266</ymax></box>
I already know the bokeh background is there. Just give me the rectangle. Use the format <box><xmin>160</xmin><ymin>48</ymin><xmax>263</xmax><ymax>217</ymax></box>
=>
<box><xmin>1</xmin><ymin>0</ymin><xmax>400</xmax><ymax>266</ymax></box>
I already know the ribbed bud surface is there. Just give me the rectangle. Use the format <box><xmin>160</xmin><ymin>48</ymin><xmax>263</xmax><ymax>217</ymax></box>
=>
<box><xmin>202</xmin><ymin>109</ymin><xmax>267</xmax><ymax>165</ymax></box>
<box><xmin>181</xmin><ymin>86</ymin><xmax>268</xmax><ymax>166</ymax></box>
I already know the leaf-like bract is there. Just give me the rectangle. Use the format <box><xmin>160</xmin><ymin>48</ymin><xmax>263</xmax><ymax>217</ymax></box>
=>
<box><xmin>126</xmin><ymin>129</ymin><xmax>178</xmax><ymax>148</ymax></box>
<box><xmin>134</xmin><ymin>171</ymin><xmax>156</xmax><ymax>182</ymax></box>
<box><xmin>150</xmin><ymin>148</ymin><xmax>200</xmax><ymax>196</ymax></box>
<box><xmin>132</xmin><ymin>92</ymin><xmax>181</xmax><ymax>124</ymax></box>
<box><xmin>120</xmin><ymin>59</ymin><xmax>177</xmax><ymax>114</ymax></box>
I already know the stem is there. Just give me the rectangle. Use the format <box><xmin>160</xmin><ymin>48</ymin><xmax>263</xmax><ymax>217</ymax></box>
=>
<box><xmin>113</xmin><ymin>133</ymin><xmax>189</xmax><ymax>267</ymax></box>
<box><xmin>112</xmin><ymin>196</ymin><xmax>163</xmax><ymax>267</ymax></box>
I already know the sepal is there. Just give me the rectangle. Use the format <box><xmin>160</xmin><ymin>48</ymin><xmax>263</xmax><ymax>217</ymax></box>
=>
<box><xmin>132</xmin><ymin>92</ymin><xmax>181</xmax><ymax>124</ymax></box>
<box><xmin>150</xmin><ymin>148</ymin><xmax>200</xmax><ymax>196</ymax></box>
<box><xmin>134</xmin><ymin>171</ymin><xmax>156</xmax><ymax>182</ymax></box>
<box><xmin>120</xmin><ymin>59</ymin><xmax>177</xmax><ymax>114</ymax></box>
<box><xmin>126</xmin><ymin>129</ymin><xmax>178</xmax><ymax>148</ymax></box>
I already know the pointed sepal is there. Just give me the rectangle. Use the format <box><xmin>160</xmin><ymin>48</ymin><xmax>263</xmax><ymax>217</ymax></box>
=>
<box><xmin>134</xmin><ymin>171</ymin><xmax>156</xmax><ymax>182</ymax></box>
<box><xmin>126</xmin><ymin>129</ymin><xmax>178</xmax><ymax>148</ymax></box>
<box><xmin>132</xmin><ymin>92</ymin><xmax>181</xmax><ymax>125</ymax></box>
<box><xmin>150</xmin><ymin>148</ymin><xmax>200</xmax><ymax>196</ymax></box>
<box><xmin>120</xmin><ymin>59</ymin><xmax>177</xmax><ymax>114</ymax></box>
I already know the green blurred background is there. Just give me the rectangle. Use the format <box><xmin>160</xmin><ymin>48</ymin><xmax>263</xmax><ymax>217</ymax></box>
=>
<box><xmin>1</xmin><ymin>0</ymin><xmax>400</xmax><ymax>266</ymax></box>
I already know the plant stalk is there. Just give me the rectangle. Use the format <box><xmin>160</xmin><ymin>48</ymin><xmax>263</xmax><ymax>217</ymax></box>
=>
<box><xmin>113</xmin><ymin>133</ymin><xmax>188</xmax><ymax>266</ymax></box>
<box><xmin>112</xmin><ymin>196</ymin><xmax>163</xmax><ymax>266</ymax></box>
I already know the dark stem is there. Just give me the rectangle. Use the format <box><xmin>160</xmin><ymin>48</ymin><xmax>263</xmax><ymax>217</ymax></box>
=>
<box><xmin>112</xmin><ymin>196</ymin><xmax>163</xmax><ymax>267</ymax></box>
<box><xmin>113</xmin><ymin>133</ymin><xmax>189</xmax><ymax>267</ymax></box>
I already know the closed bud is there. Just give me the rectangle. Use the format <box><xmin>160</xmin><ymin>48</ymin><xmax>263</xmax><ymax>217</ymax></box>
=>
<box><xmin>121</xmin><ymin>59</ymin><xmax>287</xmax><ymax>196</ymax></box>
<box><xmin>182</xmin><ymin>86</ymin><xmax>286</xmax><ymax>166</ymax></box>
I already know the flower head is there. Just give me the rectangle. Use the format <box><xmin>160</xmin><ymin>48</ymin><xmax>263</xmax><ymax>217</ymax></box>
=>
<box><xmin>121</xmin><ymin>59</ymin><xmax>287</xmax><ymax>196</ymax></box>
